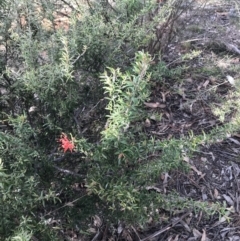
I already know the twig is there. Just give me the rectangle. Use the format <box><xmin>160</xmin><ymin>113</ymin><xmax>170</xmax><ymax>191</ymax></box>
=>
<box><xmin>106</xmin><ymin>0</ymin><xmax>119</xmax><ymax>14</ymax></box>
<box><xmin>55</xmin><ymin>10</ymin><xmax>70</xmax><ymax>18</ymax></box>
<box><xmin>50</xmin><ymin>151</ymin><xmax>84</xmax><ymax>162</ymax></box>
<box><xmin>131</xmin><ymin>225</ymin><xmax>141</xmax><ymax>241</ymax></box>
<box><xmin>102</xmin><ymin>225</ymin><xmax>108</xmax><ymax>241</ymax></box>
<box><xmin>140</xmin><ymin>212</ymin><xmax>190</xmax><ymax>241</ymax></box>
<box><xmin>225</xmin><ymin>43</ymin><xmax>240</xmax><ymax>55</ymax></box>
<box><xmin>59</xmin><ymin>0</ymin><xmax>80</xmax><ymax>13</ymax></box>
<box><xmin>73</xmin><ymin>0</ymin><xmax>80</xmax><ymax>9</ymax></box>
<box><xmin>72</xmin><ymin>45</ymin><xmax>88</xmax><ymax>64</ymax></box>
<box><xmin>86</xmin><ymin>0</ymin><xmax>93</xmax><ymax>11</ymax></box>
<box><xmin>91</xmin><ymin>229</ymin><xmax>100</xmax><ymax>241</ymax></box>
<box><xmin>44</xmin><ymin>194</ymin><xmax>87</xmax><ymax>217</ymax></box>
<box><xmin>181</xmin><ymin>38</ymin><xmax>206</xmax><ymax>43</ymax></box>
<box><xmin>53</xmin><ymin>165</ymin><xmax>85</xmax><ymax>178</ymax></box>
<box><xmin>52</xmin><ymin>155</ymin><xmax>66</xmax><ymax>162</ymax></box>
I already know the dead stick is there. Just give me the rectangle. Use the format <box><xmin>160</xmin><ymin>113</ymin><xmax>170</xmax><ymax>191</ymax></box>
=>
<box><xmin>140</xmin><ymin>212</ymin><xmax>190</xmax><ymax>241</ymax></box>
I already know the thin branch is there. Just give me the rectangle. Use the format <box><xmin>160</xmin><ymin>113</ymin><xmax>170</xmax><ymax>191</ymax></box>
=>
<box><xmin>91</xmin><ymin>229</ymin><xmax>101</xmax><ymax>241</ymax></box>
<box><xmin>131</xmin><ymin>225</ymin><xmax>141</xmax><ymax>241</ymax></box>
<box><xmin>59</xmin><ymin>0</ymin><xmax>80</xmax><ymax>13</ymax></box>
<box><xmin>140</xmin><ymin>212</ymin><xmax>191</xmax><ymax>241</ymax></box>
<box><xmin>86</xmin><ymin>0</ymin><xmax>93</xmax><ymax>11</ymax></box>
<box><xmin>50</xmin><ymin>151</ymin><xmax>84</xmax><ymax>162</ymax></box>
<box><xmin>73</xmin><ymin>0</ymin><xmax>80</xmax><ymax>9</ymax></box>
<box><xmin>106</xmin><ymin>0</ymin><xmax>119</xmax><ymax>14</ymax></box>
<box><xmin>52</xmin><ymin>155</ymin><xmax>66</xmax><ymax>162</ymax></box>
<box><xmin>53</xmin><ymin>165</ymin><xmax>85</xmax><ymax>178</ymax></box>
<box><xmin>44</xmin><ymin>194</ymin><xmax>87</xmax><ymax>217</ymax></box>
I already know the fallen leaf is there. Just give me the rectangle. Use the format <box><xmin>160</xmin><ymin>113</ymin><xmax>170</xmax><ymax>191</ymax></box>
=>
<box><xmin>165</xmin><ymin>112</ymin><xmax>172</xmax><ymax>121</ymax></box>
<box><xmin>117</xmin><ymin>223</ymin><xmax>123</xmax><ymax>234</ymax></box>
<box><xmin>214</xmin><ymin>188</ymin><xmax>219</xmax><ymax>199</ymax></box>
<box><xmin>212</xmin><ymin>216</ymin><xmax>226</xmax><ymax>228</ymax></box>
<box><xmin>203</xmin><ymin>80</ymin><xmax>210</xmax><ymax>88</ymax></box>
<box><xmin>185</xmin><ymin>213</ymin><xmax>192</xmax><ymax>225</ymax></box>
<box><xmin>160</xmin><ymin>173</ymin><xmax>165</xmax><ymax>180</ymax></box>
<box><xmin>186</xmin><ymin>78</ymin><xmax>193</xmax><ymax>83</ymax></box>
<box><xmin>172</xmin><ymin>234</ymin><xmax>179</xmax><ymax>241</ymax></box>
<box><xmin>163</xmin><ymin>172</ymin><xmax>170</xmax><ymax>194</ymax></box>
<box><xmin>232</xmin><ymin>162</ymin><xmax>240</xmax><ymax>177</ymax></box>
<box><xmin>145</xmin><ymin>118</ymin><xmax>151</xmax><ymax>127</ymax></box>
<box><xmin>178</xmin><ymin>88</ymin><xmax>187</xmax><ymax>99</ymax></box>
<box><xmin>193</xmin><ymin>228</ymin><xmax>202</xmax><ymax>238</ymax></box>
<box><xmin>201</xmin><ymin>157</ymin><xmax>207</xmax><ymax>162</ymax></box>
<box><xmin>230</xmin><ymin>58</ymin><xmax>239</xmax><ymax>63</ymax></box>
<box><xmin>149</xmin><ymin>114</ymin><xmax>156</xmax><ymax>121</ymax></box>
<box><xmin>183</xmin><ymin>156</ymin><xmax>190</xmax><ymax>163</ymax></box>
<box><xmin>122</xmin><ymin>229</ymin><xmax>133</xmax><ymax>241</ymax></box>
<box><xmin>197</xmin><ymin>83</ymin><xmax>203</xmax><ymax>90</ymax></box>
<box><xmin>167</xmin><ymin>134</ymin><xmax>172</xmax><ymax>140</ymax></box>
<box><xmin>222</xmin><ymin>194</ymin><xmax>234</xmax><ymax>206</ymax></box>
<box><xmin>87</xmin><ymin>227</ymin><xmax>96</xmax><ymax>234</ymax></box>
<box><xmin>66</xmin><ymin>202</ymin><xmax>74</xmax><ymax>207</ymax></box>
<box><xmin>163</xmin><ymin>172</ymin><xmax>170</xmax><ymax>185</ymax></box>
<box><xmin>29</xmin><ymin>106</ymin><xmax>37</xmax><ymax>113</ymax></box>
<box><xmin>228</xmin><ymin>137</ymin><xmax>240</xmax><ymax>145</ymax></box>
<box><xmin>201</xmin><ymin>229</ymin><xmax>207</xmax><ymax>241</ymax></box>
<box><xmin>202</xmin><ymin>193</ymin><xmax>208</xmax><ymax>201</ymax></box>
<box><xmin>93</xmin><ymin>215</ymin><xmax>102</xmax><ymax>228</ymax></box>
<box><xmin>220</xmin><ymin>227</ymin><xmax>232</xmax><ymax>239</ymax></box>
<box><xmin>226</xmin><ymin>75</ymin><xmax>235</xmax><ymax>85</ymax></box>
<box><xmin>146</xmin><ymin>186</ymin><xmax>162</xmax><ymax>193</ymax></box>
<box><xmin>179</xmin><ymin>219</ymin><xmax>191</xmax><ymax>232</ymax></box>
<box><xmin>149</xmin><ymin>113</ymin><xmax>162</xmax><ymax>121</ymax></box>
<box><xmin>209</xmin><ymin>76</ymin><xmax>217</xmax><ymax>84</ymax></box>
<box><xmin>191</xmin><ymin>165</ymin><xmax>203</xmax><ymax>176</ymax></box>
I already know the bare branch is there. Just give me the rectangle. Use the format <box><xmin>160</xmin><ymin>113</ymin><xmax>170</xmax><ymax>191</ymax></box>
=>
<box><xmin>53</xmin><ymin>165</ymin><xmax>85</xmax><ymax>178</ymax></box>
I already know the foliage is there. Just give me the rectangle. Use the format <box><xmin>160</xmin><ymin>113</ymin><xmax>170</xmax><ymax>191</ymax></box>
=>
<box><xmin>1</xmin><ymin>0</ymin><xmax>238</xmax><ymax>239</ymax></box>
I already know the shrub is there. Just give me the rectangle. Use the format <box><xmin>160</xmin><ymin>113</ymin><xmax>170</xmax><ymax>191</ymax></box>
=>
<box><xmin>1</xmin><ymin>0</ymin><xmax>222</xmax><ymax>239</ymax></box>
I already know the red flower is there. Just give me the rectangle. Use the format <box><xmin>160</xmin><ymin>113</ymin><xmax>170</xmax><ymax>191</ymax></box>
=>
<box><xmin>58</xmin><ymin>133</ymin><xmax>75</xmax><ymax>153</ymax></box>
